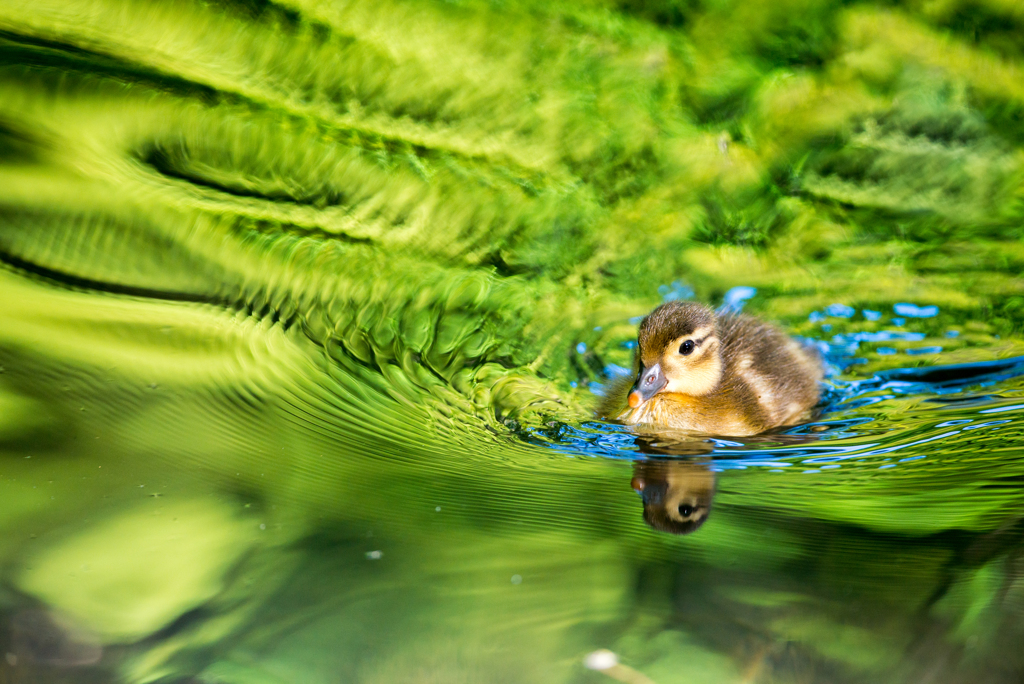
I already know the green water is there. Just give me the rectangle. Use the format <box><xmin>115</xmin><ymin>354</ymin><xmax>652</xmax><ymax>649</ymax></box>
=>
<box><xmin>2</xmin><ymin>0</ymin><xmax>1024</xmax><ymax>682</ymax></box>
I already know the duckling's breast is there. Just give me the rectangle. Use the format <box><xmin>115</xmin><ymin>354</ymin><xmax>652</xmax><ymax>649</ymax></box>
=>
<box><xmin>618</xmin><ymin>392</ymin><xmax>762</xmax><ymax>436</ymax></box>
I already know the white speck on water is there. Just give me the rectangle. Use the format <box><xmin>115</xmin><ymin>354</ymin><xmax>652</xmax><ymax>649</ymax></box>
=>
<box><xmin>366</xmin><ymin>550</ymin><xmax>382</xmax><ymax>560</ymax></box>
<box><xmin>510</xmin><ymin>574</ymin><xmax>522</xmax><ymax>585</ymax></box>
<box><xmin>584</xmin><ymin>650</ymin><xmax>618</xmax><ymax>671</ymax></box>
<box><xmin>259</xmin><ymin>524</ymin><xmax>266</xmax><ymax>530</ymax></box>
<box><xmin>435</xmin><ymin>506</ymin><xmax>441</xmax><ymax>512</ymax></box>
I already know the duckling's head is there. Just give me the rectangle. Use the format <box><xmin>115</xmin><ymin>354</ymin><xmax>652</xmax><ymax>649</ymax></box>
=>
<box><xmin>631</xmin><ymin>459</ymin><xmax>714</xmax><ymax>535</ymax></box>
<box><xmin>629</xmin><ymin>302</ymin><xmax>722</xmax><ymax>408</ymax></box>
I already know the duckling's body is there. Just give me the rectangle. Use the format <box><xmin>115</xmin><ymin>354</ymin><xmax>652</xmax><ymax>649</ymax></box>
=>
<box><xmin>611</xmin><ymin>302</ymin><xmax>822</xmax><ymax>436</ymax></box>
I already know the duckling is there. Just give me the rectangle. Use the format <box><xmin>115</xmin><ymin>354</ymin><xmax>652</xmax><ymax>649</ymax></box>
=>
<box><xmin>607</xmin><ymin>301</ymin><xmax>823</xmax><ymax>436</ymax></box>
<box><xmin>631</xmin><ymin>459</ymin><xmax>715</xmax><ymax>535</ymax></box>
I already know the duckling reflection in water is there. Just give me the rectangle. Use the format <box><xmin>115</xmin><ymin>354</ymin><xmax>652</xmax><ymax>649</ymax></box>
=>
<box><xmin>631</xmin><ymin>459</ymin><xmax>715</xmax><ymax>535</ymax></box>
<box><xmin>602</xmin><ymin>302</ymin><xmax>823</xmax><ymax>436</ymax></box>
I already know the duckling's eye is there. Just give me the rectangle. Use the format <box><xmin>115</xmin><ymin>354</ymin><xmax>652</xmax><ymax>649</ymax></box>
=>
<box><xmin>680</xmin><ymin>340</ymin><xmax>695</xmax><ymax>356</ymax></box>
<box><xmin>678</xmin><ymin>504</ymin><xmax>694</xmax><ymax>517</ymax></box>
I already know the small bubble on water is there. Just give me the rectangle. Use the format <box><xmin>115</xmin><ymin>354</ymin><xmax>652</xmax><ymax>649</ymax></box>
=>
<box><xmin>435</xmin><ymin>506</ymin><xmax>441</xmax><ymax>512</ymax></box>
<box><xmin>510</xmin><ymin>574</ymin><xmax>522</xmax><ymax>585</ymax></box>
<box><xmin>259</xmin><ymin>524</ymin><xmax>266</xmax><ymax>530</ymax></box>
<box><xmin>366</xmin><ymin>550</ymin><xmax>382</xmax><ymax>560</ymax></box>
<box><xmin>584</xmin><ymin>650</ymin><xmax>618</xmax><ymax>671</ymax></box>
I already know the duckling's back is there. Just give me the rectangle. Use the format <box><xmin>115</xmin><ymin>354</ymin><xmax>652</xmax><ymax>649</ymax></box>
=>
<box><xmin>716</xmin><ymin>314</ymin><xmax>823</xmax><ymax>430</ymax></box>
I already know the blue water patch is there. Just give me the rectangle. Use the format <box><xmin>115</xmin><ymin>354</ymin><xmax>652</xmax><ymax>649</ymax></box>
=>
<box><xmin>576</xmin><ymin>342</ymin><xmax>587</xmax><ymax>354</ymax></box>
<box><xmin>906</xmin><ymin>346</ymin><xmax>942</xmax><ymax>355</ymax></box>
<box><xmin>980</xmin><ymin>403</ymin><xmax>1024</xmax><ymax>414</ymax></box>
<box><xmin>825</xmin><ymin>303</ymin><xmax>856</xmax><ymax>318</ymax></box>
<box><xmin>945</xmin><ymin>330</ymin><xmax>960</xmax><ymax>338</ymax></box>
<box><xmin>891</xmin><ymin>317</ymin><xmax>906</xmax><ymax>326</ymax></box>
<box><xmin>720</xmin><ymin>286</ymin><xmax>757</xmax><ymax>313</ymax></box>
<box><xmin>894</xmin><ymin>303</ymin><xmax>939</xmax><ymax>318</ymax></box>
<box><xmin>863</xmin><ymin>310</ymin><xmax>882</xmax><ymax>321</ymax></box>
<box><xmin>604</xmin><ymin>364</ymin><xmax>631</xmax><ymax>379</ymax></box>
<box><xmin>877</xmin><ymin>347</ymin><xmax>897</xmax><ymax>356</ymax></box>
<box><xmin>962</xmin><ymin>420</ymin><xmax>1012</xmax><ymax>430</ymax></box>
<box><xmin>658</xmin><ymin>280</ymin><xmax>694</xmax><ymax>302</ymax></box>
<box><xmin>833</xmin><ymin>330</ymin><xmax>926</xmax><ymax>344</ymax></box>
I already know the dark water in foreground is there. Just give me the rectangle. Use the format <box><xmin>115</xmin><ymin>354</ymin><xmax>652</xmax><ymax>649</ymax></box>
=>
<box><xmin>2</xmin><ymin>290</ymin><xmax>1024</xmax><ymax>684</ymax></box>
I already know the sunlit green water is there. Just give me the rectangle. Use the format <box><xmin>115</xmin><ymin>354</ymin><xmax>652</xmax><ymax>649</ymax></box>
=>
<box><xmin>2</xmin><ymin>0</ymin><xmax>1024</xmax><ymax>682</ymax></box>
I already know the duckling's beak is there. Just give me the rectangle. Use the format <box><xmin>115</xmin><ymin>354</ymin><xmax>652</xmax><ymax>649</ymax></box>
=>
<box><xmin>628</xmin><ymin>363</ymin><xmax>666</xmax><ymax>408</ymax></box>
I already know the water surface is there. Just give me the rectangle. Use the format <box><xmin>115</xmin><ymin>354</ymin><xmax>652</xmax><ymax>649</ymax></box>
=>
<box><xmin>2</xmin><ymin>0</ymin><xmax>1024</xmax><ymax>682</ymax></box>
